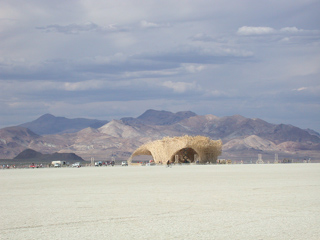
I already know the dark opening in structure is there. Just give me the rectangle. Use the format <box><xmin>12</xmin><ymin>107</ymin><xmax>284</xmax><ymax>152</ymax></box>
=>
<box><xmin>170</xmin><ymin>148</ymin><xmax>198</xmax><ymax>163</ymax></box>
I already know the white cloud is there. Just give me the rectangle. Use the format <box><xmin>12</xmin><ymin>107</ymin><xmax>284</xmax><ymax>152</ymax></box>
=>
<box><xmin>183</xmin><ymin>64</ymin><xmax>206</xmax><ymax>73</ymax></box>
<box><xmin>140</xmin><ymin>20</ymin><xmax>171</xmax><ymax>29</ymax></box>
<box><xmin>280</xmin><ymin>27</ymin><xmax>301</xmax><ymax>33</ymax></box>
<box><xmin>292</xmin><ymin>86</ymin><xmax>320</xmax><ymax>95</ymax></box>
<box><xmin>237</xmin><ymin>26</ymin><xmax>275</xmax><ymax>35</ymax></box>
<box><xmin>280</xmin><ymin>27</ymin><xmax>319</xmax><ymax>34</ymax></box>
<box><xmin>238</xmin><ymin>26</ymin><xmax>320</xmax><ymax>37</ymax></box>
<box><xmin>162</xmin><ymin>81</ymin><xmax>200</xmax><ymax>93</ymax></box>
<box><xmin>280</xmin><ymin>37</ymin><xmax>290</xmax><ymax>42</ymax></box>
<box><xmin>63</xmin><ymin>80</ymin><xmax>105</xmax><ymax>91</ymax></box>
<box><xmin>293</xmin><ymin>87</ymin><xmax>308</xmax><ymax>91</ymax></box>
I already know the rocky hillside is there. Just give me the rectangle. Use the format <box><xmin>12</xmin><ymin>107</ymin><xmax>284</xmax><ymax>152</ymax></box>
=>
<box><xmin>0</xmin><ymin>127</ymin><xmax>40</xmax><ymax>159</ymax></box>
<box><xmin>1</xmin><ymin>110</ymin><xmax>320</xmax><ymax>162</ymax></box>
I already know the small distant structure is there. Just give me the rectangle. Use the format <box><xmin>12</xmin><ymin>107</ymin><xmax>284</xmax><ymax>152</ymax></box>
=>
<box><xmin>217</xmin><ymin>159</ymin><xmax>232</xmax><ymax>164</ymax></box>
<box><xmin>303</xmin><ymin>158</ymin><xmax>312</xmax><ymax>163</ymax></box>
<box><xmin>282</xmin><ymin>158</ymin><xmax>292</xmax><ymax>163</ymax></box>
<box><xmin>91</xmin><ymin>157</ymin><xmax>94</xmax><ymax>166</ymax></box>
<box><xmin>217</xmin><ymin>159</ymin><xmax>225</xmax><ymax>164</ymax></box>
<box><xmin>256</xmin><ymin>154</ymin><xmax>264</xmax><ymax>164</ymax></box>
<box><xmin>274</xmin><ymin>154</ymin><xmax>279</xmax><ymax>164</ymax></box>
<box><xmin>226</xmin><ymin>159</ymin><xmax>232</xmax><ymax>164</ymax></box>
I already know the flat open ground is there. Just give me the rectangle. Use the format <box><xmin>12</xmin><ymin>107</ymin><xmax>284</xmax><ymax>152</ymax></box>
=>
<box><xmin>1</xmin><ymin>164</ymin><xmax>319</xmax><ymax>240</ymax></box>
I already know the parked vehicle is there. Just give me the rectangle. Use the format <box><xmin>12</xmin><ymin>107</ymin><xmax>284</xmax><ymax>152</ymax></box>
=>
<box><xmin>54</xmin><ymin>163</ymin><xmax>61</xmax><ymax>168</ymax></box>
<box><xmin>121</xmin><ymin>161</ymin><xmax>128</xmax><ymax>166</ymax></box>
<box><xmin>95</xmin><ymin>161</ymin><xmax>103</xmax><ymax>167</ymax></box>
<box><xmin>51</xmin><ymin>161</ymin><xmax>66</xmax><ymax>167</ymax></box>
<box><xmin>72</xmin><ymin>162</ymin><xmax>81</xmax><ymax>167</ymax></box>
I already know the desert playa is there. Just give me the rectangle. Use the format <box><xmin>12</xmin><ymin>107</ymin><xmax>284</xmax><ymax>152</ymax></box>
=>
<box><xmin>1</xmin><ymin>164</ymin><xmax>319</xmax><ymax>240</ymax></box>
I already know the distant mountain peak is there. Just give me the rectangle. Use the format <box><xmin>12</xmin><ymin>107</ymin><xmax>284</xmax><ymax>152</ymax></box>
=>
<box><xmin>228</xmin><ymin>114</ymin><xmax>247</xmax><ymax>121</ymax></box>
<box><xmin>40</xmin><ymin>113</ymin><xmax>55</xmax><ymax>118</ymax></box>
<box><xmin>35</xmin><ymin>113</ymin><xmax>60</xmax><ymax>122</ymax></box>
<box><xmin>39</xmin><ymin>113</ymin><xmax>55</xmax><ymax>118</ymax></box>
<box><xmin>14</xmin><ymin>148</ymin><xmax>42</xmax><ymax>159</ymax></box>
<box><xmin>135</xmin><ymin>109</ymin><xmax>197</xmax><ymax>125</ymax></box>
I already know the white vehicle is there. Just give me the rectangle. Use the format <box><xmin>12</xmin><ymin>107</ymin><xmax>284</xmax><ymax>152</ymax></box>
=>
<box><xmin>52</xmin><ymin>160</ymin><xmax>66</xmax><ymax>166</ymax></box>
<box><xmin>54</xmin><ymin>163</ymin><xmax>61</xmax><ymax>168</ymax></box>
<box><xmin>72</xmin><ymin>162</ymin><xmax>81</xmax><ymax>167</ymax></box>
<box><xmin>95</xmin><ymin>161</ymin><xmax>102</xmax><ymax>167</ymax></box>
<box><xmin>121</xmin><ymin>161</ymin><xmax>128</xmax><ymax>166</ymax></box>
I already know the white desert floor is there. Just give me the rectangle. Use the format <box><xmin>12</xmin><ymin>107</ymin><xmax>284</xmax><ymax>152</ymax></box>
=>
<box><xmin>1</xmin><ymin>164</ymin><xmax>320</xmax><ymax>240</ymax></box>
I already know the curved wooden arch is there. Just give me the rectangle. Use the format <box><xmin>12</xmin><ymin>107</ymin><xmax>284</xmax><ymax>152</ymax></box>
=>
<box><xmin>128</xmin><ymin>135</ymin><xmax>222</xmax><ymax>164</ymax></box>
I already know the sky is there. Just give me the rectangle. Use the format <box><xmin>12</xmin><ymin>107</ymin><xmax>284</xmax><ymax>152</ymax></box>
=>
<box><xmin>1</xmin><ymin>0</ymin><xmax>320</xmax><ymax>132</ymax></box>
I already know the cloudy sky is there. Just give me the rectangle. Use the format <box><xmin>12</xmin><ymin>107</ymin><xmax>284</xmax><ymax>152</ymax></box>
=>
<box><xmin>1</xmin><ymin>0</ymin><xmax>320</xmax><ymax>132</ymax></box>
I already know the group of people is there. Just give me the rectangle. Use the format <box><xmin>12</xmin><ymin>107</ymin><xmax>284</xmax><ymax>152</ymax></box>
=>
<box><xmin>2</xmin><ymin>164</ymin><xmax>15</xmax><ymax>169</ymax></box>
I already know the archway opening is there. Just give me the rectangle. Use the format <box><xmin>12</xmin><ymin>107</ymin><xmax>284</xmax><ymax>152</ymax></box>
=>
<box><xmin>129</xmin><ymin>150</ymin><xmax>157</xmax><ymax>165</ymax></box>
<box><xmin>131</xmin><ymin>154</ymin><xmax>153</xmax><ymax>163</ymax></box>
<box><xmin>170</xmin><ymin>148</ymin><xmax>199</xmax><ymax>163</ymax></box>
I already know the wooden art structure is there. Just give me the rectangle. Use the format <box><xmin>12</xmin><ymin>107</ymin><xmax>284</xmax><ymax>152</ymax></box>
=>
<box><xmin>128</xmin><ymin>135</ymin><xmax>222</xmax><ymax>164</ymax></box>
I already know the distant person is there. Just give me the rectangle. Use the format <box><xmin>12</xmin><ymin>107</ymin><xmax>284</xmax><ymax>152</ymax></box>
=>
<box><xmin>167</xmin><ymin>160</ymin><xmax>171</xmax><ymax>168</ymax></box>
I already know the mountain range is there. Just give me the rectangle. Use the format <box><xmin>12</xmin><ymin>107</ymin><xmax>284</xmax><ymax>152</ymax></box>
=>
<box><xmin>19</xmin><ymin>113</ymin><xmax>109</xmax><ymax>135</ymax></box>
<box><xmin>1</xmin><ymin>109</ymin><xmax>319</xmax><ymax>162</ymax></box>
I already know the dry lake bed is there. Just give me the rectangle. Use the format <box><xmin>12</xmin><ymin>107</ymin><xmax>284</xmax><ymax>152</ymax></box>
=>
<box><xmin>1</xmin><ymin>164</ymin><xmax>320</xmax><ymax>240</ymax></box>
